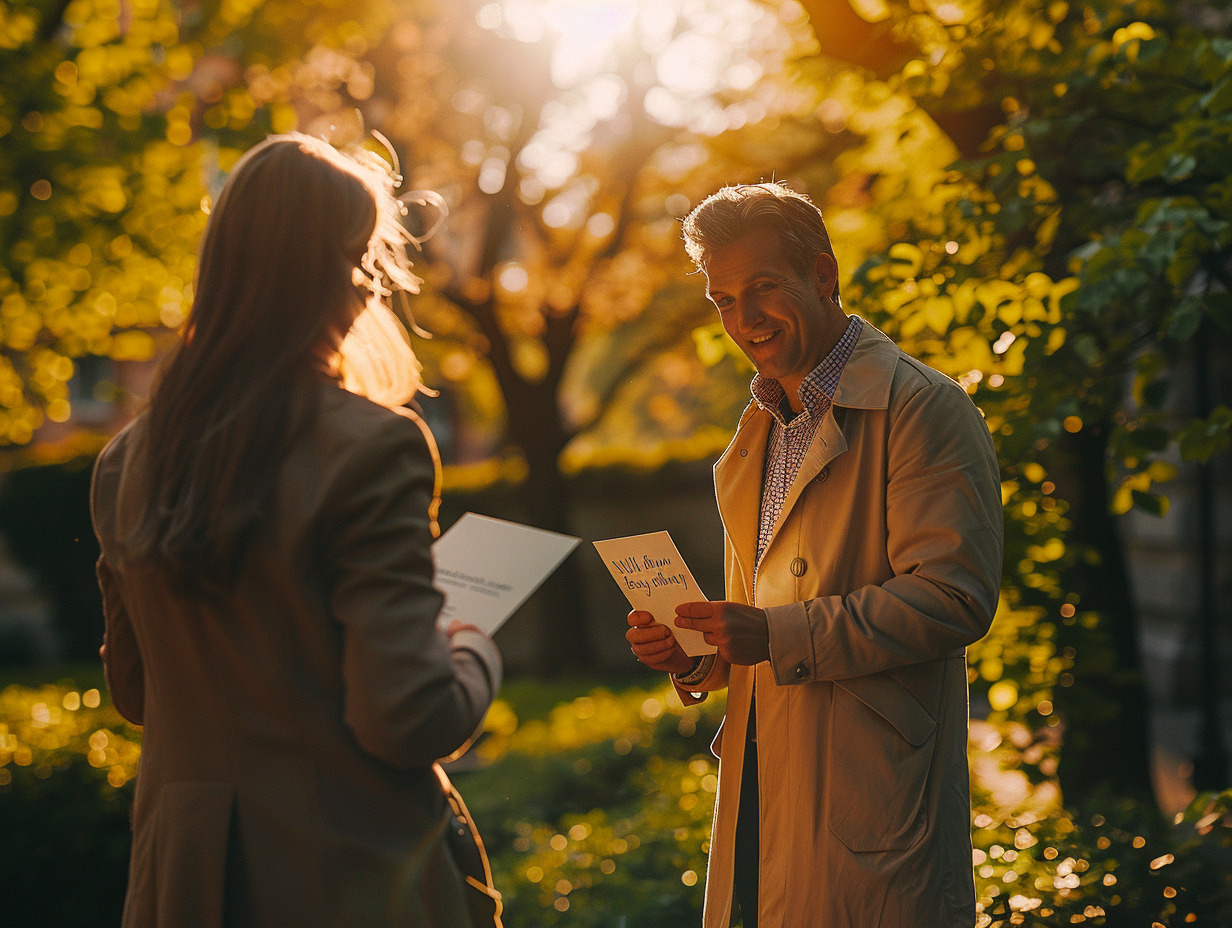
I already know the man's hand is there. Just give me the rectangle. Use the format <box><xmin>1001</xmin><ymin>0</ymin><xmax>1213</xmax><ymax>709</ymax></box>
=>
<box><xmin>626</xmin><ymin>610</ymin><xmax>695</xmax><ymax>675</ymax></box>
<box><xmin>675</xmin><ymin>601</ymin><xmax>771</xmax><ymax>666</ymax></box>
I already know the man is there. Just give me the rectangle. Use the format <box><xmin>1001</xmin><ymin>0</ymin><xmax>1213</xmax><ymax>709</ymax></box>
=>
<box><xmin>628</xmin><ymin>183</ymin><xmax>1002</xmax><ymax>928</ymax></box>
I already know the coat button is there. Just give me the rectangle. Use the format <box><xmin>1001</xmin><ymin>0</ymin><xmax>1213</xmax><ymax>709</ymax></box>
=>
<box><xmin>740</xmin><ymin>448</ymin><xmax>748</xmax><ymax>457</ymax></box>
<box><xmin>790</xmin><ymin>557</ymin><xmax>807</xmax><ymax>577</ymax></box>
<box><xmin>816</xmin><ymin>466</ymin><xmax>829</xmax><ymax>483</ymax></box>
<box><xmin>794</xmin><ymin>663</ymin><xmax>808</xmax><ymax>680</ymax></box>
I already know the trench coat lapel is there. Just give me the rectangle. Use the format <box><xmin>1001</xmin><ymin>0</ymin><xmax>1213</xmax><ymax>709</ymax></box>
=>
<box><xmin>772</xmin><ymin>414</ymin><xmax>846</xmax><ymax>543</ymax></box>
<box><xmin>762</xmin><ymin>322</ymin><xmax>900</xmax><ymax>563</ymax></box>
<box><xmin>713</xmin><ymin>403</ymin><xmax>769</xmax><ymax>604</ymax></box>
<box><xmin>714</xmin><ymin>323</ymin><xmax>903</xmax><ymax>599</ymax></box>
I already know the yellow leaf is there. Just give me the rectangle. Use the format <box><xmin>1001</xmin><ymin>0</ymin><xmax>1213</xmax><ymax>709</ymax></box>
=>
<box><xmin>924</xmin><ymin>296</ymin><xmax>954</xmax><ymax>332</ymax></box>
<box><xmin>883</xmin><ymin>287</ymin><xmax>919</xmax><ymax>314</ymax></box>
<box><xmin>1147</xmin><ymin>461</ymin><xmax>1178</xmax><ymax>482</ymax></box>
<box><xmin>1049</xmin><ymin>277</ymin><xmax>1080</xmax><ymax>320</ymax></box>
<box><xmin>1021</xmin><ymin>297</ymin><xmax>1048</xmax><ymax>321</ymax></box>
<box><xmin>951</xmin><ymin>279</ymin><xmax>978</xmax><ymax>323</ymax></box>
<box><xmin>888</xmin><ymin>242</ymin><xmax>923</xmax><ymax>277</ymax></box>
<box><xmin>1030</xmin><ymin>20</ymin><xmax>1055</xmax><ymax>50</ymax></box>
<box><xmin>997</xmin><ymin>299</ymin><xmax>1023</xmax><ymax>326</ymax></box>
<box><xmin>899</xmin><ymin>308</ymin><xmax>930</xmax><ymax>338</ymax></box>
<box><xmin>998</xmin><ymin>337</ymin><xmax>1026</xmax><ymax>375</ymax></box>
<box><xmin>975</xmin><ymin>279</ymin><xmax>1019</xmax><ymax>315</ymax></box>
<box><xmin>1023</xmin><ymin>272</ymin><xmax>1053</xmax><ymax>300</ymax></box>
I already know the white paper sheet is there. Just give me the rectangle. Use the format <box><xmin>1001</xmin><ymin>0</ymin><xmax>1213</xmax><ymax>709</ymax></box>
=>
<box><xmin>433</xmin><ymin>512</ymin><xmax>580</xmax><ymax>635</ymax></box>
<box><xmin>592</xmin><ymin>531</ymin><xmax>716</xmax><ymax>657</ymax></box>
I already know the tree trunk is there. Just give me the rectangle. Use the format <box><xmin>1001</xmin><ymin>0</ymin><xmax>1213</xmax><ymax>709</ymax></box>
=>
<box><xmin>499</xmin><ymin>370</ymin><xmax>597</xmax><ymax>674</ymax></box>
<box><xmin>1050</xmin><ymin>424</ymin><xmax>1156</xmax><ymax>801</ymax></box>
<box><xmin>797</xmin><ymin>0</ymin><xmax>1005</xmax><ymax>159</ymax></box>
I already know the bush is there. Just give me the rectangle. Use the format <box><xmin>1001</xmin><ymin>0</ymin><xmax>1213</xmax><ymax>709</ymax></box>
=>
<box><xmin>455</xmin><ymin>685</ymin><xmax>724</xmax><ymax>927</ymax></box>
<box><xmin>2</xmin><ymin>678</ymin><xmax>1229</xmax><ymax>928</ymax></box>
<box><xmin>0</xmin><ymin>683</ymin><xmax>139</xmax><ymax>927</ymax></box>
<box><xmin>464</xmin><ymin>688</ymin><xmax>1232</xmax><ymax>928</ymax></box>
<box><xmin>0</xmin><ymin>456</ymin><xmax>105</xmax><ymax>663</ymax></box>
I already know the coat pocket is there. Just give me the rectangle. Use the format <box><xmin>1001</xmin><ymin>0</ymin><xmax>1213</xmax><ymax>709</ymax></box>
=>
<box><xmin>827</xmin><ymin>676</ymin><xmax>937</xmax><ymax>853</ymax></box>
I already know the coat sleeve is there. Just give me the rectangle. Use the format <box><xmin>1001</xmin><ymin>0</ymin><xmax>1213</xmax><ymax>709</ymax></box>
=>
<box><xmin>766</xmin><ymin>380</ymin><xmax>1003</xmax><ymax>684</ymax></box>
<box><xmin>670</xmin><ymin>536</ymin><xmax>739</xmax><ymax>705</ymax></box>
<box><xmin>321</xmin><ymin>415</ymin><xmax>501</xmax><ymax>768</ymax></box>
<box><xmin>90</xmin><ymin>442</ymin><xmax>146</xmax><ymax>726</ymax></box>
<box><xmin>96</xmin><ymin>556</ymin><xmax>146</xmax><ymax>725</ymax></box>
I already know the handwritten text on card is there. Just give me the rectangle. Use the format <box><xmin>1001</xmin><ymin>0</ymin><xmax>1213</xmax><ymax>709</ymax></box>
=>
<box><xmin>592</xmin><ymin>532</ymin><xmax>715</xmax><ymax>657</ymax></box>
<box><xmin>609</xmin><ymin>555</ymin><xmax>691</xmax><ymax>598</ymax></box>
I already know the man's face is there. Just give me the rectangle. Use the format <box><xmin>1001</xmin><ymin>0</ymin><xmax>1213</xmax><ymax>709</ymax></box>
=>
<box><xmin>703</xmin><ymin>229</ymin><xmax>839</xmax><ymax>403</ymax></box>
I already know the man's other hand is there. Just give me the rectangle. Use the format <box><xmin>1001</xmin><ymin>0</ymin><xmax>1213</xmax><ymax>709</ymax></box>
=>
<box><xmin>626</xmin><ymin>610</ymin><xmax>695</xmax><ymax>675</ymax></box>
<box><xmin>675</xmin><ymin>601</ymin><xmax>770</xmax><ymax>666</ymax></box>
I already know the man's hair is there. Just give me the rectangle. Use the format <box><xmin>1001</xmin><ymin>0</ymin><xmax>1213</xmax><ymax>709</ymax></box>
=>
<box><xmin>681</xmin><ymin>183</ymin><xmax>838</xmax><ymax>298</ymax></box>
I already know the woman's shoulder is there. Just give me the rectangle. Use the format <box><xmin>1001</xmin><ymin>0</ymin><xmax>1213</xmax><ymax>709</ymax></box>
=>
<box><xmin>311</xmin><ymin>381</ymin><xmax>434</xmax><ymax>454</ymax></box>
<box><xmin>92</xmin><ymin>414</ymin><xmax>149</xmax><ymax>496</ymax></box>
<box><xmin>296</xmin><ymin>384</ymin><xmax>441</xmax><ymax>500</ymax></box>
<box><xmin>90</xmin><ymin>414</ymin><xmax>151</xmax><ymax>545</ymax></box>
<box><xmin>290</xmin><ymin>383</ymin><xmax>442</xmax><ymax>532</ymax></box>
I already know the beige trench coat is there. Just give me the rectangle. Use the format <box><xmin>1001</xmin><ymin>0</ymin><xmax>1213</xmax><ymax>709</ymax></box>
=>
<box><xmin>91</xmin><ymin>381</ymin><xmax>502</xmax><ymax>927</ymax></box>
<box><xmin>684</xmin><ymin>321</ymin><xmax>1003</xmax><ymax>928</ymax></box>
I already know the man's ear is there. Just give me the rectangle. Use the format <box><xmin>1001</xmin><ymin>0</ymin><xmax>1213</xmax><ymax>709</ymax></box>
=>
<box><xmin>813</xmin><ymin>251</ymin><xmax>839</xmax><ymax>301</ymax></box>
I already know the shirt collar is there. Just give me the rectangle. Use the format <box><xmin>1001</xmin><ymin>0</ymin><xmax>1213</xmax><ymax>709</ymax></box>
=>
<box><xmin>750</xmin><ymin>315</ymin><xmax>863</xmax><ymax>424</ymax></box>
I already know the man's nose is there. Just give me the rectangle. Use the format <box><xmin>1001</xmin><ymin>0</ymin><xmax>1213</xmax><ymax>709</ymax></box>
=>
<box><xmin>731</xmin><ymin>299</ymin><xmax>760</xmax><ymax>332</ymax></box>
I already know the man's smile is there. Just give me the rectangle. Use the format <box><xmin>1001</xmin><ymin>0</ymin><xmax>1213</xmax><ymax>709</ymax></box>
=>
<box><xmin>749</xmin><ymin>332</ymin><xmax>777</xmax><ymax>345</ymax></box>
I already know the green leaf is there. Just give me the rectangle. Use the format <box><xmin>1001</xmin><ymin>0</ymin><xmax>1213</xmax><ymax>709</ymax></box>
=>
<box><xmin>1127</xmin><ymin>146</ymin><xmax>1169</xmax><ymax>184</ymax></box>
<box><xmin>1169</xmin><ymin>297</ymin><xmax>1205</xmax><ymax>340</ymax></box>
<box><xmin>1178</xmin><ymin>407</ymin><xmax>1232</xmax><ymax>462</ymax></box>
<box><xmin>1200</xmin><ymin>75</ymin><xmax>1232</xmax><ymax>115</ymax></box>
<box><xmin>1141</xmin><ymin>378</ymin><xmax>1170</xmax><ymax>408</ymax></box>
<box><xmin>1163</xmin><ymin>152</ymin><xmax>1192</xmax><ymax>183</ymax></box>
<box><xmin>1204</xmin><ymin>290</ymin><xmax>1232</xmax><ymax>332</ymax></box>
<box><xmin>1131</xmin><ymin>489</ymin><xmax>1169</xmax><ymax>517</ymax></box>
<box><xmin>1133</xmin><ymin>425</ymin><xmax>1171</xmax><ymax>453</ymax></box>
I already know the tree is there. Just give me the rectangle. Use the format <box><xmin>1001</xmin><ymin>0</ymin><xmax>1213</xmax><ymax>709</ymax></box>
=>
<box><xmin>668</xmin><ymin>0</ymin><xmax>1229</xmax><ymax>800</ymax></box>
<box><xmin>259</xmin><ymin>0</ymin><xmax>834</xmax><ymax>668</ymax></box>
<box><xmin>832</xmin><ymin>0</ymin><xmax>1232</xmax><ymax>800</ymax></box>
<box><xmin>0</xmin><ymin>0</ymin><xmax>399</xmax><ymax>453</ymax></box>
<box><xmin>3</xmin><ymin>0</ymin><xmax>833</xmax><ymax>669</ymax></box>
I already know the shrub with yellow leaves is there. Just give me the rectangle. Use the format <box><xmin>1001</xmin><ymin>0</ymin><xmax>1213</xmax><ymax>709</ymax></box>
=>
<box><xmin>0</xmin><ymin>682</ymin><xmax>140</xmax><ymax>925</ymax></box>
<box><xmin>3</xmin><ymin>678</ymin><xmax>1229</xmax><ymax>927</ymax></box>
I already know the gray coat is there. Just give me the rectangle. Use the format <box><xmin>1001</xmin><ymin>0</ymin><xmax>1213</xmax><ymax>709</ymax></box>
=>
<box><xmin>92</xmin><ymin>381</ymin><xmax>501</xmax><ymax>927</ymax></box>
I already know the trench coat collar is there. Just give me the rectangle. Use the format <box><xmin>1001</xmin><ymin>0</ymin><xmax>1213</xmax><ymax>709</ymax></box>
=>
<box><xmin>831</xmin><ymin>319</ymin><xmax>899</xmax><ymax>411</ymax></box>
<box><xmin>713</xmin><ymin>320</ymin><xmax>901</xmax><ymax>600</ymax></box>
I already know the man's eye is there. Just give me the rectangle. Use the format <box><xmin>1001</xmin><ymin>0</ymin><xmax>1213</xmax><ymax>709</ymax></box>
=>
<box><xmin>713</xmin><ymin>297</ymin><xmax>733</xmax><ymax>310</ymax></box>
<box><xmin>755</xmin><ymin>281</ymin><xmax>776</xmax><ymax>292</ymax></box>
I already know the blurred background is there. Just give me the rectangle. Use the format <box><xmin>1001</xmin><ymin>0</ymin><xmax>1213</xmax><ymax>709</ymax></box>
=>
<box><xmin>0</xmin><ymin>0</ymin><xmax>1229</xmax><ymax>924</ymax></box>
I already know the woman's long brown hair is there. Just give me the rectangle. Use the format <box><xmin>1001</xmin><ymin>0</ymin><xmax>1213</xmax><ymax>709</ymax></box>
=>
<box><xmin>135</xmin><ymin>134</ymin><xmax>420</xmax><ymax>591</ymax></box>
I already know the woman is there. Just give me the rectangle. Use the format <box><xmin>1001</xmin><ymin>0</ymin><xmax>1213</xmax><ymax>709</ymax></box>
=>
<box><xmin>91</xmin><ymin>133</ymin><xmax>503</xmax><ymax>927</ymax></box>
